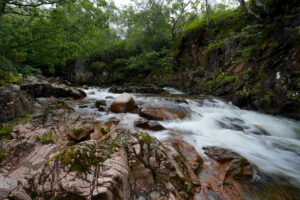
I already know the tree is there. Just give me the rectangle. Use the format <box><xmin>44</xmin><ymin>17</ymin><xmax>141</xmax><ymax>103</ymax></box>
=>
<box><xmin>0</xmin><ymin>0</ymin><xmax>66</xmax><ymax>17</ymax></box>
<box><xmin>0</xmin><ymin>0</ymin><xmax>110</xmax><ymax>74</ymax></box>
<box><xmin>237</xmin><ymin>0</ymin><xmax>269</xmax><ymax>21</ymax></box>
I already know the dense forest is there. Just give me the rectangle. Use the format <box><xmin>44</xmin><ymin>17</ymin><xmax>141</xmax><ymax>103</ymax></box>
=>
<box><xmin>0</xmin><ymin>0</ymin><xmax>297</xmax><ymax>76</ymax></box>
<box><xmin>0</xmin><ymin>1</ymin><xmax>300</xmax><ymax>199</ymax></box>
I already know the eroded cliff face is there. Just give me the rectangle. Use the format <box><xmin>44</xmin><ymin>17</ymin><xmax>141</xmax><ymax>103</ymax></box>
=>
<box><xmin>170</xmin><ymin>13</ymin><xmax>300</xmax><ymax>119</ymax></box>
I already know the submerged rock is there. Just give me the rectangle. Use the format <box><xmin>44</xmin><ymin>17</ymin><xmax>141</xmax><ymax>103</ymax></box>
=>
<box><xmin>138</xmin><ymin>107</ymin><xmax>187</xmax><ymax>121</ymax></box>
<box><xmin>134</xmin><ymin>118</ymin><xmax>165</xmax><ymax>131</ymax></box>
<box><xmin>203</xmin><ymin>146</ymin><xmax>255</xmax><ymax>179</ymax></box>
<box><xmin>110</xmin><ymin>93</ymin><xmax>137</xmax><ymax>113</ymax></box>
<box><xmin>21</xmin><ymin>82</ymin><xmax>86</xmax><ymax>99</ymax></box>
<box><xmin>95</xmin><ymin>100</ymin><xmax>106</xmax><ymax>107</ymax></box>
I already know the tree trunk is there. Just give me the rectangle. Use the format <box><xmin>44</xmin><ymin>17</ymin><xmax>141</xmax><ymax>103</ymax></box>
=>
<box><xmin>205</xmin><ymin>0</ymin><xmax>209</xmax><ymax>26</ymax></box>
<box><xmin>237</xmin><ymin>0</ymin><xmax>262</xmax><ymax>21</ymax></box>
<box><xmin>0</xmin><ymin>0</ymin><xmax>8</xmax><ymax>16</ymax></box>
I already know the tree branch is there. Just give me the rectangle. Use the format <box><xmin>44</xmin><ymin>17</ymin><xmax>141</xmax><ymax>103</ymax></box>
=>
<box><xmin>7</xmin><ymin>29</ymin><xmax>66</xmax><ymax>51</ymax></box>
<box><xmin>7</xmin><ymin>1</ymin><xmax>61</xmax><ymax>8</ymax></box>
<box><xmin>237</xmin><ymin>0</ymin><xmax>262</xmax><ymax>21</ymax></box>
<box><xmin>4</xmin><ymin>11</ymin><xmax>32</xmax><ymax>16</ymax></box>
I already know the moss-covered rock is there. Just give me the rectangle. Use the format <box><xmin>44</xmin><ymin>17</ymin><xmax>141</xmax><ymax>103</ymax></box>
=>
<box><xmin>26</xmin><ymin>129</ymin><xmax>198</xmax><ymax>200</ymax></box>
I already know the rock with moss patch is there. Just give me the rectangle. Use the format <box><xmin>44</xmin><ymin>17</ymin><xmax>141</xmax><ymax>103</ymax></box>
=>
<box><xmin>26</xmin><ymin>129</ymin><xmax>197</xmax><ymax>200</ymax></box>
<box><xmin>67</xmin><ymin>123</ymin><xmax>94</xmax><ymax>141</ymax></box>
<box><xmin>0</xmin><ymin>85</ymin><xmax>33</xmax><ymax>122</ymax></box>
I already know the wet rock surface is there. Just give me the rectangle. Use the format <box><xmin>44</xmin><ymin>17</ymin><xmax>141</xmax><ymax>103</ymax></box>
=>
<box><xmin>110</xmin><ymin>93</ymin><xmax>137</xmax><ymax>113</ymax></box>
<box><xmin>1</xmin><ymin>81</ymin><xmax>299</xmax><ymax>200</ymax></box>
<box><xmin>134</xmin><ymin>118</ymin><xmax>165</xmax><ymax>131</ymax></box>
<box><xmin>21</xmin><ymin>82</ymin><xmax>86</xmax><ymax>99</ymax></box>
<box><xmin>138</xmin><ymin>107</ymin><xmax>187</xmax><ymax>121</ymax></box>
<box><xmin>109</xmin><ymin>85</ymin><xmax>164</xmax><ymax>94</ymax></box>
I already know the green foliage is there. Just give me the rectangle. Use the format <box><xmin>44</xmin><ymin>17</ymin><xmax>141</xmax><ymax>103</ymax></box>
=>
<box><xmin>0</xmin><ymin>125</ymin><xmax>14</xmax><ymax>140</ymax></box>
<box><xmin>0</xmin><ymin>0</ymin><xmax>110</xmax><ymax>76</ymax></box>
<box><xmin>0</xmin><ymin>152</ymin><xmax>5</xmax><ymax>163</ymax></box>
<box><xmin>231</xmin><ymin>24</ymin><xmax>267</xmax><ymax>63</ymax></box>
<box><xmin>216</xmin><ymin>74</ymin><xmax>235</xmax><ymax>84</ymax></box>
<box><xmin>0</xmin><ymin>113</ymin><xmax>31</xmax><ymax>140</ymax></box>
<box><xmin>41</xmin><ymin>130</ymin><xmax>56</xmax><ymax>144</ymax></box>
<box><xmin>87</xmin><ymin>61</ymin><xmax>108</xmax><ymax>72</ymax></box>
<box><xmin>182</xmin><ymin>17</ymin><xmax>206</xmax><ymax>35</ymax></box>
<box><xmin>0</xmin><ymin>72</ymin><xmax>22</xmax><ymax>84</ymax></box>
<box><xmin>243</xmin><ymin>68</ymin><xmax>253</xmax><ymax>76</ymax></box>
<box><xmin>205</xmin><ymin>39</ymin><xmax>225</xmax><ymax>52</ymax></box>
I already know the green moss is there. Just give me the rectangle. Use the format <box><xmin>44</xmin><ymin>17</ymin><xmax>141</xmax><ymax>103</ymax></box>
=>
<box><xmin>203</xmin><ymin>80</ymin><xmax>216</xmax><ymax>91</ymax></box>
<box><xmin>0</xmin><ymin>113</ymin><xmax>32</xmax><ymax>140</ymax></box>
<box><xmin>0</xmin><ymin>124</ymin><xmax>14</xmax><ymax>140</ymax></box>
<box><xmin>216</xmin><ymin>74</ymin><xmax>235</xmax><ymax>84</ymax></box>
<box><xmin>33</xmin><ymin>135</ymin><xmax>40</xmax><ymax>142</ymax></box>
<box><xmin>0</xmin><ymin>72</ymin><xmax>22</xmax><ymax>84</ymax></box>
<box><xmin>61</xmin><ymin>148</ymin><xmax>74</xmax><ymax>165</ymax></box>
<box><xmin>242</xmin><ymin>68</ymin><xmax>253</xmax><ymax>76</ymax></box>
<box><xmin>139</xmin><ymin>132</ymin><xmax>154</xmax><ymax>145</ymax></box>
<box><xmin>110</xmin><ymin>137</ymin><xmax>120</xmax><ymax>153</ymax></box>
<box><xmin>0</xmin><ymin>152</ymin><xmax>5</xmax><ymax>163</ymax></box>
<box><xmin>41</xmin><ymin>130</ymin><xmax>56</xmax><ymax>144</ymax></box>
<box><xmin>46</xmin><ymin>152</ymin><xmax>61</xmax><ymax>164</ymax></box>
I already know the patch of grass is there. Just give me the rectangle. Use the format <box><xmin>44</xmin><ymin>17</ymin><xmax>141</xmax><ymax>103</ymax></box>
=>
<box><xmin>0</xmin><ymin>124</ymin><xmax>14</xmax><ymax>140</ymax></box>
<box><xmin>41</xmin><ymin>130</ymin><xmax>56</xmax><ymax>144</ymax></box>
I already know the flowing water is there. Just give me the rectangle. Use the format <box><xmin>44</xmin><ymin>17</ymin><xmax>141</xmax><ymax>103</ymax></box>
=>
<box><xmin>75</xmin><ymin>87</ymin><xmax>300</xmax><ymax>192</ymax></box>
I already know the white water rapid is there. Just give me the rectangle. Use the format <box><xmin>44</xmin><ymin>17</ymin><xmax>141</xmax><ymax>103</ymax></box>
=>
<box><xmin>77</xmin><ymin>87</ymin><xmax>300</xmax><ymax>188</ymax></box>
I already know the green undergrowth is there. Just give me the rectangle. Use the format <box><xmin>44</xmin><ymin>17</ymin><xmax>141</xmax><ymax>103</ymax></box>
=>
<box><xmin>0</xmin><ymin>152</ymin><xmax>5</xmax><ymax>163</ymax></box>
<box><xmin>216</xmin><ymin>74</ymin><xmax>235</xmax><ymax>84</ymax></box>
<box><xmin>0</xmin><ymin>113</ymin><xmax>32</xmax><ymax>140</ymax></box>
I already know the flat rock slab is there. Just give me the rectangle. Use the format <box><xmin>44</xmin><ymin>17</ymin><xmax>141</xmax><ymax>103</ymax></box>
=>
<box><xmin>21</xmin><ymin>82</ymin><xmax>86</xmax><ymax>99</ymax></box>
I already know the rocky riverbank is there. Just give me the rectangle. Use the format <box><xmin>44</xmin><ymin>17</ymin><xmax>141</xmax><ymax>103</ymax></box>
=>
<box><xmin>0</xmin><ymin>76</ymin><xmax>299</xmax><ymax>199</ymax></box>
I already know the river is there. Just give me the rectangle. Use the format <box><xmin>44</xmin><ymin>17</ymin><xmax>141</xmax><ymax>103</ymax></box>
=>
<box><xmin>75</xmin><ymin>87</ymin><xmax>300</xmax><ymax>194</ymax></box>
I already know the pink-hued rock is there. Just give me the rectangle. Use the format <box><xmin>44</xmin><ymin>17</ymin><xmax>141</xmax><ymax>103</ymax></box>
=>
<box><xmin>110</xmin><ymin>93</ymin><xmax>137</xmax><ymax>113</ymax></box>
<box><xmin>138</xmin><ymin>107</ymin><xmax>187</xmax><ymax>121</ymax></box>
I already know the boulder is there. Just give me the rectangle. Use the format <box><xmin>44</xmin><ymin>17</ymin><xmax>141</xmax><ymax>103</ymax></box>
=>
<box><xmin>27</xmin><ymin>130</ymin><xmax>196</xmax><ymax>200</ymax></box>
<box><xmin>203</xmin><ymin>146</ymin><xmax>255</xmax><ymax>178</ymax></box>
<box><xmin>0</xmin><ymin>85</ymin><xmax>33</xmax><ymax>122</ymax></box>
<box><xmin>110</xmin><ymin>93</ymin><xmax>137</xmax><ymax>113</ymax></box>
<box><xmin>21</xmin><ymin>82</ymin><xmax>86</xmax><ymax>99</ymax></box>
<box><xmin>134</xmin><ymin>118</ymin><xmax>165</xmax><ymax>131</ymax></box>
<box><xmin>138</xmin><ymin>107</ymin><xmax>187</xmax><ymax>120</ymax></box>
<box><xmin>67</xmin><ymin>123</ymin><xmax>94</xmax><ymax>141</ymax></box>
<box><xmin>95</xmin><ymin>100</ymin><xmax>106</xmax><ymax>107</ymax></box>
<box><xmin>203</xmin><ymin>146</ymin><xmax>242</xmax><ymax>162</ymax></box>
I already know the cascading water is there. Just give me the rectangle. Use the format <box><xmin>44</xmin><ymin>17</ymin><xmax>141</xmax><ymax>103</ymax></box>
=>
<box><xmin>76</xmin><ymin>87</ymin><xmax>300</xmax><ymax>190</ymax></box>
